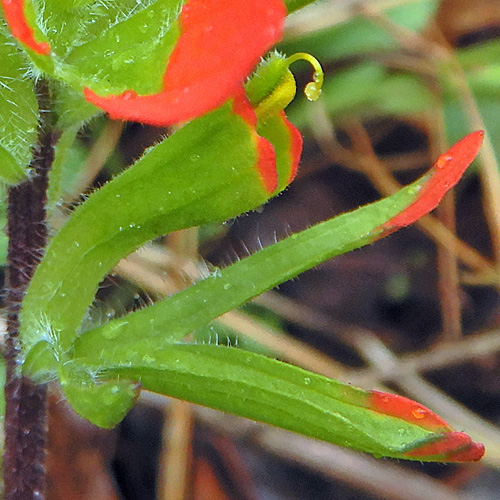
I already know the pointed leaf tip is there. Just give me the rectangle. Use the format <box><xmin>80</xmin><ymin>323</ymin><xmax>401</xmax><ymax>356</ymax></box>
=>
<box><xmin>405</xmin><ymin>432</ymin><xmax>485</xmax><ymax>462</ymax></box>
<box><xmin>382</xmin><ymin>131</ymin><xmax>484</xmax><ymax>231</ymax></box>
<box><xmin>369</xmin><ymin>391</ymin><xmax>484</xmax><ymax>462</ymax></box>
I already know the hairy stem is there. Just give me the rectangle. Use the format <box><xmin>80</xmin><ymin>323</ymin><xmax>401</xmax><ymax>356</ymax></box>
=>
<box><xmin>3</xmin><ymin>81</ymin><xmax>56</xmax><ymax>500</ymax></box>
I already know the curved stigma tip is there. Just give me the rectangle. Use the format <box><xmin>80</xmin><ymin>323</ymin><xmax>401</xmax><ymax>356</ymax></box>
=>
<box><xmin>286</xmin><ymin>52</ymin><xmax>324</xmax><ymax>102</ymax></box>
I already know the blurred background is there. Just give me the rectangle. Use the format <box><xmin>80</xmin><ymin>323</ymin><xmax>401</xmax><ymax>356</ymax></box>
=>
<box><xmin>17</xmin><ymin>0</ymin><xmax>500</xmax><ymax>498</ymax></box>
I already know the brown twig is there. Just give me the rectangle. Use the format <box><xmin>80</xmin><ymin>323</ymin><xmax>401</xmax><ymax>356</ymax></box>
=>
<box><xmin>217</xmin><ymin>311</ymin><xmax>345</xmax><ymax>379</ymax></box>
<box><xmin>65</xmin><ymin>119</ymin><xmax>124</xmax><ymax>203</ymax></box>
<box><xmin>259</xmin><ymin>289</ymin><xmax>500</xmax><ymax>380</ymax></box>
<box><xmin>430</xmin><ymin>119</ymin><xmax>463</xmax><ymax>342</ymax></box>
<box><xmin>284</xmin><ymin>0</ymin><xmax>422</xmax><ymax>41</ymax></box>
<box><xmin>436</xmin><ymin>190</ymin><xmax>463</xmax><ymax>341</ymax></box>
<box><xmin>157</xmin><ymin>401</ymin><xmax>193</xmax><ymax>500</ymax></box>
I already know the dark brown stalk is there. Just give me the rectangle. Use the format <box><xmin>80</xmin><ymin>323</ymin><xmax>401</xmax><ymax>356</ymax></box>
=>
<box><xmin>3</xmin><ymin>81</ymin><xmax>57</xmax><ymax>500</ymax></box>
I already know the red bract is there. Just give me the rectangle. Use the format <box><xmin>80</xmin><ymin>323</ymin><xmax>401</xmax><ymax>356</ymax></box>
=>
<box><xmin>280</xmin><ymin>110</ymin><xmax>303</xmax><ymax>184</ymax></box>
<box><xmin>405</xmin><ymin>432</ymin><xmax>485</xmax><ymax>462</ymax></box>
<box><xmin>369</xmin><ymin>391</ymin><xmax>451</xmax><ymax>432</ymax></box>
<box><xmin>369</xmin><ymin>391</ymin><xmax>485</xmax><ymax>462</ymax></box>
<box><xmin>1</xmin><ymin>0</ymin><xmax>50</xmax><ymax>54</ymax></box>
<box><xmin>84</xmin><ymin>0</ymin><xmax>287</xmax><ymax>126</ymax></box>
<box><xmin>382</xmin><ymin>131</ymin><xmax>484</xmax><ymax>231</ymax></box>
<box><xmin>232</xmin><ymin>91</ymin><xmax>278</xmax><ymax>193</ymax></box>
<box><xmin>231</xmin><ymin>90</ymin><xmax>302</xmax><ymax>194</ymax></box>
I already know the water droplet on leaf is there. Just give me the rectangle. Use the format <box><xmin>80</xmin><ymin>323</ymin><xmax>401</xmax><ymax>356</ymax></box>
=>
<box><xmin>411</xmin><ymin>407</ymin><xmax>426</xmax><ymax>420</ymax></box>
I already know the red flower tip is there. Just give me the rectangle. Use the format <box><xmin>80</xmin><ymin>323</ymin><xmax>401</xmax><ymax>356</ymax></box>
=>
<box><xmin>369</xmin><ymin>391</ymin><xmax>485</xmax><ymax>462</ymax></box>
<box><xmin>2</xmin><ymin>0</ymin><xmax>51</xmax><ymax>54</ymax></box>
<box><xmin>382</xmin><ymin>130</ymin><xmax>484</xmax><ymax>231</ymax></box>
<box><xmin>405</xmin><ymin>432</ymin><xmax>485</xmax><ymax>462</ymax></box>
<box><xmin>84</xmin><ymin>0</ymin><xmax>287</xmax><ymax>126</ymax></box>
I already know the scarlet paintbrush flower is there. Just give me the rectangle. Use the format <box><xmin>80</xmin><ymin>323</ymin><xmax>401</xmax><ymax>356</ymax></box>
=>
<box><xmin>2</xmin><ymin>1</ymin><xmax>305</xmax><ymax>188</ymax></box>
<box><xmin>2</xmin><ymin>0</ymin><xmax>287</xmax><ymax>126</ymax></box>
<box><xmin>230</xmin><ymin>90</ymin><xmax>303</xmax><ymax>194</ymax></box>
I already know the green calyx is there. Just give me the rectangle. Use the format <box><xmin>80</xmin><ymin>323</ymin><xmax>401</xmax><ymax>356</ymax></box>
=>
<box><xmin>245</xmin><ymin>51</ymin><xmax>323</xmax><ymax>122</ymax></box>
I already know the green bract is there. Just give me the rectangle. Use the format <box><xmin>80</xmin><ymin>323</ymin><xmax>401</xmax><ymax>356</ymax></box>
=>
<box><xmin>21</xmin><ymin>100</ymin><xmax>275</xmax><ymax>356</ymax></box>
<box><xmin>21</xmin><ymin>159</ymin><xmax>452</xmax><ymax>436</ymax></box>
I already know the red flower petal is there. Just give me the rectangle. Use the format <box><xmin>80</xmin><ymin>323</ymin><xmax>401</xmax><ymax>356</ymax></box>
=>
<box><xmin>254</xmin><ymin>111</ymin><xmax>303</xmax><ymax>192</ymax></box>
<box><xmin>2</xmin><ymin>0</ymin><xmax>50</xmax><ymax>54</ymax></box>
<box><xmin>84</xmin><ymin>0</ymin><xmax>286</xmax><ymax>125</ymax></box>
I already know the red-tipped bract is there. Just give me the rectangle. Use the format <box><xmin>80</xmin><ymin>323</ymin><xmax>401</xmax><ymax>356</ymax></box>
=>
<box><xmin>369</xmin><ymin>390</ymin><xmax>485</xmax><ymax>462</ymax></box>
<box><xmin>405</xmin><ymin>432</ymin><xmax>485</xmax><ymax>462</ymax></box>
<box><xmin>382</xmin><ymin>131</ymin><xmax>484</xmax><ymax>231</ymax></box>
<box><xmin>1</xmin><ymin>0</ymin><xmax>50</xmax><ymax>54</ymax></box>
<box><xmin>84</xmin><ymin>0</ymin><xmax>287</xmax><ymax>126</ymax></box>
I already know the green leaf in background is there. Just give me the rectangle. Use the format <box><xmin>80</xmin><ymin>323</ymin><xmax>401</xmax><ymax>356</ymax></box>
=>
<box><xmin>283</xmin><ymin>0</ymin><xmax>319</xmax><ymax>15</ymax></box>
<box><xmin>463</xmin><ymin>63</ymin><xmax>500</xmax><ymax>100</ymax></box>
<box><xmin>281</xmin><ymin>0</ymin><xmax>438</xmax><ymax>61</ymax></box>
<box><xmin>457</xmin><ymin>39</ymin><xmax>500</xmax><ymax>72</ymax></box>
<box><xmin>0</xmin><ymin>25</ymin><xmax>38</xmax><ymax>185</ymax></box>
<box><xmin>374</xmin><ymin>72</ymin><xmax>434</xmax><ymax>116</ymax></box>
<box><xmin>437</xmin><ymin>39</ymin><xmax>500</xmax><ymax>178</ymax></box>
<box><xmin>45</xmin><ymin>125</ymin><xmax>82</xmax><ymax>212</ymax></box>
<box><xmin>46</xmin><ymin>115</ymin><xmax>121</xmax><ymax>211</ymax></box>
<box><xmin>444</xmin><ymin>97</ymin><xmax>500</xmax><ymax>167</ymax></box>
<box><xmin>288</xmin><ymin>62</ymin><xmax>434</xmax><ymax>129</ymax></box>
